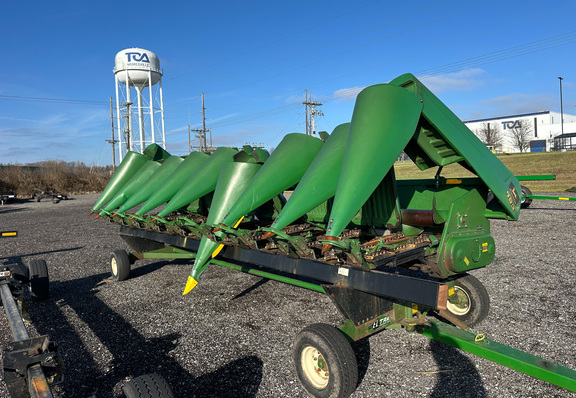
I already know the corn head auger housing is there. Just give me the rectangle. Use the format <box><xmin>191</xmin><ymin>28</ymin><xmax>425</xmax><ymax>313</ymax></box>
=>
<box><xmin>92</xmin><ymin>73</ymin><xmax>576</xmax><ymax>397</ymax></box>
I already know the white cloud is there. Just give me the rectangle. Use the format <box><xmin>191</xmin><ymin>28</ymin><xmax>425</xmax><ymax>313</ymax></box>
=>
<box><xmin>479</xmin><ymin>93</ymin><xmax>556</xmax><ymax>115</ymax></box>
<box><xmin>332</xmin><ymin>86</ymin><xmax>365</xmax><ymax>102</ymax></box>
<box><xmin>418</xmin><ymin>69</ymin><xmax>487</xmax><ymax>94</ymax></box>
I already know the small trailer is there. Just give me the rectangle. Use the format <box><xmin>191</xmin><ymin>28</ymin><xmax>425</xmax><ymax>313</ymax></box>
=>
<box><xmin>30</xmin><ymin>190</ymin><xmax>68</xmax><ymax>204</ymax></box>
<box><xmin>0</xmin><ymin>231</ymin><xmax>63</xmax><ymax>398</ymax></box>
<box><xmin>92</xmin><ymin>73</ymin><xmax>576</xmax><ymax>397</ymax></box>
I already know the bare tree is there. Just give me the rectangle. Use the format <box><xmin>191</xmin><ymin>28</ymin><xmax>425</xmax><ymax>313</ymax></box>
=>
<box><xmin>476</xmin><ymin>122</ymin><xmax>503</xmax><ymax>150</ymax></box>
<box><xmin>507</xmin><ymin>121</ymin><xmax>533</xmax><ymax>153</ymax></box>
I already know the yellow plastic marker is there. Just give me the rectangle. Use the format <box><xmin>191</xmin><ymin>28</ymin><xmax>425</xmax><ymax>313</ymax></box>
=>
<box><xmin>211</xmin><ymin>244</ymin><xmax>225</xmax><ymax>259</ymax></box>
<box><xmin>183</xmin><ymin>276</ymin><xmax>198</xmax><ymax>295</ymax></box>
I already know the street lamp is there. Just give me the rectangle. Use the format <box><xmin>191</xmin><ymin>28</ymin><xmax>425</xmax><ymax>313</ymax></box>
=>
<box><xmin>558</xmin><ymin>76</ymin><xmax>564</xmax><ymax>134</ymax></box>
<box><xmin>558</xmin><ymin>77</ymin><xmax>564</xmax><ymax>150</ymax></box>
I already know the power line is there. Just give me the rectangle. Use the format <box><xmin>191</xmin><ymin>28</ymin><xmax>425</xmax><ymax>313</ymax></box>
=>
<box><xmin>0</xmin><ymin>94</ymin><xmax>108</xmax><ymax>105</ymax></box>
<box><xmin>176</xmin><ymin>29</ymin><xmax>576</xmax><ymax>135</ymax></box>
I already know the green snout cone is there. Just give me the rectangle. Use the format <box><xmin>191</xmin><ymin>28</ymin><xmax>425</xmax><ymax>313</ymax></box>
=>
<box><xmin>116</xmin><ymin>155</ymin><xmax>184</xmax><ymax>214</ymax></box>
<box><xmin>100</xmin><ymin>160</ymin><xmax>161</xmax><ymax>213</ymax></box>
<box><xmin>155</xmin><ymin>147</ymin><xmax>238</xmax><ymax>218</ymax></box>
<box><xmin>327</xmin><ymin>84</ymin><xmax>423</xmax><ymax>238</ymax></box>
<box><xmin>190</xmin><ymin>162</ymin><xmax>263</xmax><ymax>281</ymax></box>
<box><xmin>221</xmin><ymin>133</ymin><xmax>324</xmax><ymax>228</ymax></box>
<box><xmin>136</xmin><ymin>151</ymin><xmax>210</xmax><ymax>216</ymax></box>
<box><xmin>270</xmin><ymin>123</ymin><xmax>350</xmax><ymax>232</ymax></box>
<box><xmin>91</xmin><ymin>151</ymin><xmax>150</xmax><ymax>212</ymax></box>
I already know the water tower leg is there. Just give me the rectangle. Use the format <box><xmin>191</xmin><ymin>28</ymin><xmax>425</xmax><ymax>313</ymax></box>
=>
<box><xmin>160</xmin><ymin>79</ymin><xmax>166</xmax><ymax>149</ymax></box>
<box><xmin>136</xmin><ymin>86</ymin><xmax>145</xmax><ymax>153</ymax></box>
<box><xmin>148</xmin><ymin>71</ymin><xmax>155</xmax><ymax>144</ymax></box>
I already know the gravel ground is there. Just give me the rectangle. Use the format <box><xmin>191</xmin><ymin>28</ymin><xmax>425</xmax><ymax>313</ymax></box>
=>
<box><xmin>0</xmin><ymin>193</ymin><xmax>575</xmax><ymax>398</ymax></box>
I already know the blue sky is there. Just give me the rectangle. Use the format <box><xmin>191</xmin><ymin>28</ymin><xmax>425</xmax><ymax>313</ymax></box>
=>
<box><xmin>1</xmin><ymin>0</ymin><xmax>576</xmax><ymax>165</ymax></box>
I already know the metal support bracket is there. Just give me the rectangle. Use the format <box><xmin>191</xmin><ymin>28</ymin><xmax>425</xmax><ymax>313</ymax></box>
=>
<box><xmin>2</xmin><ymin>336</ymin><xmax>63</xmax><ymax>398</ymax></box>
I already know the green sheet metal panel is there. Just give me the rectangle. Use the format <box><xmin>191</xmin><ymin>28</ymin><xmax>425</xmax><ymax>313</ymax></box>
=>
<box><xmin>116</xmin><ymin>155</ymin><xmax>185</xmax><ymax>214</ymax></box>
<box><xmin>136</xmin><ymin>151</ymin><xmax>211</xmax><ymax>216</ymax></box>
<box><xmin>326</xmin><ymin>84</ymin><xmax>424</xmax><ymax>238</ymax></box>
<box><xmin>142</xmin><ymin>143</ymin><xmax>171</xmax><ymax>161</ymax></box>
<box><xmin>91</xmin><ymin>151</ymin><xmax>150</xmax><ymax>213</ymax></box>
<box><xmin>270</xmin><ymin>123</ymin><xmax>349</xmax><ymax>232</ymax></box>
<box><xmin>190</xmin><ymin>162</ymin><xmax>263</xmax><ymax>282</ymax></box>
<box><xmin>389</xmin><ymin>73</ymin><xmax>521</xmax><ymax>220</ymax></box>
<box><xmin>100</xmin><ymin>160</ymin><xmax>161</xmax><ymax>213</ymax></box>
<box><xmin>157</xmin><ymin>147</ymin><xmax>239</xmax><ymax>218</ymax></box>
<box><xmin>221</xmin><ymin>133</ymin><xmax>324</xmax><ymax>228</ymax></box>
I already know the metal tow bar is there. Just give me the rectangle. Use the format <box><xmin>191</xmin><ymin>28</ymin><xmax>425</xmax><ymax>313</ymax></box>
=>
<box><xmin>0</xmin><ymin>282</ymin><xmax>54</xmax><ymax>398</ymax></box>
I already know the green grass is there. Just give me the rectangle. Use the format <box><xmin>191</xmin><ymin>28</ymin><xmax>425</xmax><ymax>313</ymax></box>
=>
<box><xmin>394</xmin><ymin>151</ymin><xmax>576</xmax><ymax>193</ymax></box>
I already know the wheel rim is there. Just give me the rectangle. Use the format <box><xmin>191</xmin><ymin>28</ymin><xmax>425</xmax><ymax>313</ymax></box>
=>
<box><xmin>111</xmin><ymin>257</ymin><xmax>118</xmax><ymax>276</ymax></box>
<box><xmin>300</xmin><ymin>345</ymin><xmax>329</xmax><ymax>389</ymax></box>
<box><xmin>447</xmin><ymin>286</ymin><xmax>471</xmax><ymax>316</ymax></box>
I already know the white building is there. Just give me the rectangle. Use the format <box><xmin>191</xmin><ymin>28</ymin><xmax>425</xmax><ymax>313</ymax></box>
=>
<box><xmin>463</xmin><ymin>111</ymin><xmax>576</xmax><ymax>152</ymax></box>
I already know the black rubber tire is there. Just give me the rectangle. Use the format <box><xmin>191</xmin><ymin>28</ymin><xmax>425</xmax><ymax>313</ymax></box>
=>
<box><xmin>520</xmin><ymin>185</ymin><xmax>533</xmax><ymax>209</ymax></box>
<box><xmin>29</xmin><ymin>259</ymin><xmax>49</xmax><ymax>301</ymax></box>
<box><xmin>446</xmin><ymin>274</ymin><xmax>490</xmax><ymax>327</ymax></box>
<box><xmin>293</xmin><ymin>323</ymin><xmax>358</xmax><ymax>398</ymax></box>
<box><xmin>123</xmin><ymin>373</ymin><xmax>174</xmax><ymax>398</ymax></box>
<box><xmin>110</xmin><ymin>250</ymin><xmax>131</xmax><ymax>281</ymax></box>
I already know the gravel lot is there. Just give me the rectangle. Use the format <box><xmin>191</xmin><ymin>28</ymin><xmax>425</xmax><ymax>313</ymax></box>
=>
<box><xmin>0</xmin><ymin>193</ymin><xmax>574</xmax><ymax>398</ymax></box>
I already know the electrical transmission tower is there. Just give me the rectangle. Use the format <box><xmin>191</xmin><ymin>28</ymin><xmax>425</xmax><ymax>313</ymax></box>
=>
<box><xmin>303</xmin><ymin>90</ymin><xmax>323</xmax><ymax>136</ymax></box>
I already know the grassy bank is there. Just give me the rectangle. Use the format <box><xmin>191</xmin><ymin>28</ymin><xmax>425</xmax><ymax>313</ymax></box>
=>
<box><xmin>394</xmin><ymin>151</ymin><xmax>576</xmax><ymax>192</ymax></box>
<box><xmin>0</xmin><ymin>161</ymin><xmax>112</xmax><ymax>197</ymax></box>
<box><xmin>2</xmin><ymin>151</ymin><xmax>574</xmax><ymax>197</ymax></box>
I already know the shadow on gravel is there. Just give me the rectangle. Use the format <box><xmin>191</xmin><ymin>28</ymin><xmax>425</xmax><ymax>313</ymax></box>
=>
<box><xmin>232</xmin><ymin>278</ymin><xmax>269</xmax><ymax>300</ymax></box>
<box><xmin>0</xmin><ymin>206</ymin><xmax>29</xmax><ymax>215</ymax></box>
<box><xmin>429</xmin><ymin>339</ymin><xmax>486</xmax><ymax>397</ymax></box>
<box><xmin>191</xmin><ymin>356</ymin><xmax>263</xmax><ymax>398</ymax></box>
<box><xmin>23</xmin><ymin>262</ymin><xmax>263</xmax><ymax>397</ymax></box>
<box><xmin>0</xmin><ymin>247</ymin><xmax>82</xmax><ymax>262</ymax></box>
<box><xmin>351</xmin><ymin>338</ymin><xmax>371</xmax><ymax>387</ymax></box>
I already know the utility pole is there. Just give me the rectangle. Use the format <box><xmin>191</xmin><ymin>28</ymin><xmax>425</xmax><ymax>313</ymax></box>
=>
<box><xmin>122</xmin><ymin>101</ymin><xmax>133</xmax><ymax>152</ymax></box>
<box><xmin>188</xmin><ymin>124</ymin><xmax>191</xmax><ymax>153</ymax></box>
<box><xmin>191</xmin><ymin>92</ymin><xmax>211</xmax><ymax>152</ymax></box>
<box><xmin>201</xmin><ymin>92</ymin><xmax>207</xmax><ymax>150</ymax></box>
<box><xmin>106</xmin><ymin>97</ymin><xmax>119</xmax><ymax>169</ymax></box>
<box><xmin>303</xmin><ymin>90</ymin><xmax>323</xmax><ymax>136</ymax></box>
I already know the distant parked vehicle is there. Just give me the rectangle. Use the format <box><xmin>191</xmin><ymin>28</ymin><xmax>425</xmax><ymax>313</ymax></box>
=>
<box><xmin>31</xmin><ymin>189</ymin><xmax>68</xmax><ymax>204</ymax></box>
<box><xmin>0</xmin><ymin>189</ymin><xmax>15</xmax><ymax>205</ymax></box>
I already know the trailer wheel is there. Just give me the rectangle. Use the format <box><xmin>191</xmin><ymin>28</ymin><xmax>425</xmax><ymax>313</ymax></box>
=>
<box><xmin>122</xmin><ymin>373</ymin><xmax>174</xmax><ymax>398</ymax></box>
<box><xmin>520</xmin><ymin>185</ymin><xmax>533</xmax><ymax>208</ymax></box>
<box><xmin>293</xmin><ymin>323</ymin><xmax>358</xmax><ymax>398</ymax></box>
<box><xmin>446</xmin><ymin>274</ymin><xmax>489</xmax><ymax>327</ymax></box>
<box><xmin>111</xmin><ymin>250</ymin><xmax>131</xmax><ymax>281</ymax></box>
<box><xmin>29</xmin><ymin>259</ymin><xmax>49</xmax><ymax>301</ymax></box>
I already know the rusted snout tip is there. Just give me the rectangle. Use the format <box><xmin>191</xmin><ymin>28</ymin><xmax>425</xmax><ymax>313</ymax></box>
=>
<box><xmin>93</xmin><ymin>214</ymin><xmax>101</xmax><ymax>220</ymax></box>
<box><xmin>261</xmin><ymin>231</ymin><xmax>276</xmax><ymax>240</ymax></box>
<box><xmin>88</xmin><ymin>211</ymin><xmax>94</xmax><ymax>216</ymax></box>
<box><xmin>213</xmin><ymin>223</ymin><xmax>227</xmax><ymax>233</ymax></box>
<box><xmin>321</xmin><ymin>236</ymin><xmax>339</xmax><ymax>254</ymax></box>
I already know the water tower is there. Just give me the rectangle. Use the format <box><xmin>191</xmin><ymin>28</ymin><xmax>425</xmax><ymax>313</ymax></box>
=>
<box><xmin>114</xmin><ymin>47</ymin><xmax>166</xmax><ymax>160</ymax></box>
